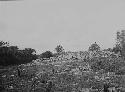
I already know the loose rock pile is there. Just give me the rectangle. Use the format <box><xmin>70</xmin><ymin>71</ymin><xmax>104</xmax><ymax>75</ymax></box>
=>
<box><xmin>0</xmin><ymin>50</ymin><xmax>124</xmax><ymax>92</ymax></box>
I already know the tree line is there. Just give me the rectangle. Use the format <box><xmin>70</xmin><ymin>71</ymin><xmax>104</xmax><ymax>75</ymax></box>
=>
<box><xmin>1</xmin><ymin>30</ymin><xmax>125</xmax><ymax>66</ymax></box>
<box><xmin>0</xmin><ymin>41</ymin><xmax>37</xmax><ymax>66</ymax></box>
<box><xmin>0</xmin><ymin>40</ymin><xmax>65</xmax><ymax>66</ymax></box>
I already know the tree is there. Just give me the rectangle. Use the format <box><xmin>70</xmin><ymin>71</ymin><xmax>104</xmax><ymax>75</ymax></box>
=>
<box><xmin>55</xmin><ymin>45</ymin><xmax>64</xmax><ymax>54</ymax></box>
<box><xmin>0</xmin><ymin>41</ymin><xmax>37</xmax><ymax>66</ymax></box>
<box><xmin>112</xmin><ymin>44</ymin><xmax>121</xmax><ymax>54</ymax></box>
<box><xmin>114</xmin><ymin>30</ymin><xmax>125</xmax><ymax>58</ymax></box>
<box><xmin>40</xmin><ymin>51</ymin><xmax>53</xmax><ymax>58</ymax></box>
<box><xmin>88</xmin><ymin>42</ymin><xmax>100</xmax><ymax>52</ymax></box>
<box><xmin>21</xmin><ymin>48</ymin><xmax>37</xmax><ymax>63</ymax></box>
<box><xmin>24</xmin><ymin>48</ymin><xmax>36</xmax><ymax>55</ymax></box>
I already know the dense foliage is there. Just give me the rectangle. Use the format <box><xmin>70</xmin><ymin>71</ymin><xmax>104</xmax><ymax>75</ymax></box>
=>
<box><xmin>55</xmin><ymin>45</ymin><xmax>64</xmax><ymax>54</ymax></box>
<box><xmin>39</xmin><ymin>51</ymin><xmax>53</xmax><ymax>59</ymax></box>
<box><xmin>113</xmin><ymin>30</ymin><xmax>125</xmax><ymax>58</ymax></box>
<box><xmin>88</xmin><ymin>42</ymin><xmax>100</xmax><ymax>52</ymax></box>
<box><xmin>0</xmin><ymin>41</ymin><xmax>37</xmax><ymax>66</ymax></box>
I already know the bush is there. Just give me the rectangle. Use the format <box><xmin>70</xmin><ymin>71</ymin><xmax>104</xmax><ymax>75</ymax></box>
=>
<box><xmin>0</xmin><ymin>41</ymin><xmax>38</xmax><ymax>66</ymax></box>
<box><xmin>40</xmin><ymin>51</ymin><xmax>53</xmax><ymax>59</ymax></box>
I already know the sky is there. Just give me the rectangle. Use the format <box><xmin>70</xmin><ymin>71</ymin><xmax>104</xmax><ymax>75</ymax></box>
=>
<box><xmin>0</xmin><ymin>0</ymin><xmax>125</xmax><ymax>54</ymax></box>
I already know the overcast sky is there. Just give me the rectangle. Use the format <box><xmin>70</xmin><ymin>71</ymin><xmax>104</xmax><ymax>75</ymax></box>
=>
<box><xmin>0</xmin><ymin>0</ymin><xmax>125</xmax><ymax>53</ymax></box>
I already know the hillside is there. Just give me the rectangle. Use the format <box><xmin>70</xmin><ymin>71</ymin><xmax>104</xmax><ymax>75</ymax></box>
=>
<box><xmin>0</xmin><ymin>50</ymin><xmax>125</xmax><ymax>92</ymax></box>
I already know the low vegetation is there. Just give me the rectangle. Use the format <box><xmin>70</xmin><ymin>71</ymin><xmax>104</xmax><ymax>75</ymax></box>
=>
<box><xmin>1</xmin><ymin>30</ymin><xmax>125</xmax><ymax>92</ymax></box>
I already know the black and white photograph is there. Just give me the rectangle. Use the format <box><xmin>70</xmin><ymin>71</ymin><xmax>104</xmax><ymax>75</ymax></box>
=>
<box><xmin>0</xmin><ymin>0</ymin><xmax>125</xmax><ymax>92</ymax></box>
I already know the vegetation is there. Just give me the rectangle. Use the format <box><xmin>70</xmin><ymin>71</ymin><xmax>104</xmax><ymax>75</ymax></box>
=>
<box><xmin>0</xmin><ymin>41</ymin><xmax>37</xmax><ymax>66</ymax></box>
<box><xmin>39</xmin><ymin>51</ymin><xmax>53</xmax><ymax>59</ymax></box>
<box><xmin>88</xmin><ymin>42</ymin><xmax>100</xmax><ymax>52</ymax></box>
<box><xmin>1</xmin><ymin>30</ymin><xmax>125</xmax><ymax>92</ymax></box>
<box><xmin>55</xmin><ymin>45</ymin><xmax>65</xmax><ymax>54</ymax></box>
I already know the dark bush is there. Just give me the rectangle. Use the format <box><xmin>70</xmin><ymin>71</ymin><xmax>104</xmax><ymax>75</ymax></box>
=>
<box><xmin>0</xmin><ymin>41</ymin><xmax>37</xmax><ymax>66</ymax></box>
<box><xmin>40</xmin><ymin>51</ymin><xmax>53</xmax><ymax>59</ymax></box>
